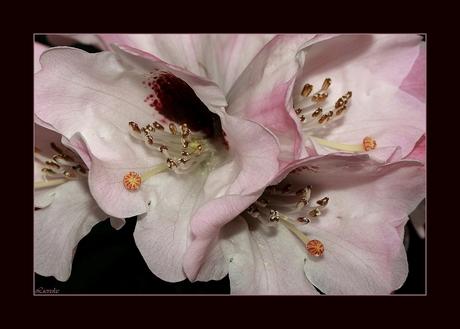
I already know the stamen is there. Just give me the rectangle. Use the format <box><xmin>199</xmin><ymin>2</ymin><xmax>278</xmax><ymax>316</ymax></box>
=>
<box><xmin>35</xmin><ymin>142</ymin><xmax>89</xmax><ymax>189</ymax></box>
<box><xmin>125</xmin><ymin>119</ymin><xmax>217</xmax><ymax>190</ymax></box>
<box><xmin>295</xmin><ymin>78</ymin><xmax>376</xmax><ymax>154</ymax></box>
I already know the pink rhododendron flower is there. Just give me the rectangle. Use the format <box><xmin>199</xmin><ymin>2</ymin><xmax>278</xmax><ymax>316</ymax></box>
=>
<box><xmin>185</xmin><ymin>153</ymin><xmax>425</xmax><ymax>294</ymax></box>
<box><xmin>34</xmin><ymin>43</ymin><xmax>124</xmax><ymax>281</ymax></box>
<box><xmin>34</xmin><ymin>124</ymin><xmax>125</xmax><ymax>281</ymax></box>
<box><xmin>183</xmin><ymin>34</ymin><xmax>426</xmax><ymax>294</ymax></box>
<box><xmin>226</xmin><ymin>34</ymin><xmax>425</xmax><ymax>163</ymax></box>
<box><xmin>34</xmin><ymin>43</ymin><xmax>282</xmax><ymax>282</ymax></box>
<box><xmin>45</xmin><ymin>34</ymin><xmax>276</xmax><ymax>95</ymax></box>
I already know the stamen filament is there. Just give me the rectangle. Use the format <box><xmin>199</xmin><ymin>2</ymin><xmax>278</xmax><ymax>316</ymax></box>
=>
<box><xmin>34</xmin><ymin>178</ymin><xmax>69</xmax><ymax>189</ymax></box>
<box><xmin>308</xmin><ymin>136</ymin><xmax>365</xmax><ymax>152</ymax></box>
<box><xmin>279</xmin><ymin>218</ymin><xmax>310</xmax><ymax>245</ymax></box>
<box><xmin>140</xmin><ymin>163</ymin><xmax>169</xmax><ymax>182</ymax></box>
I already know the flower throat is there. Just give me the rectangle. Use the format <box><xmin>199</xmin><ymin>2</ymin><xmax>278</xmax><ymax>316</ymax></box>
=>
<box><xmin>123</xmin><ymin>71</ymin><xmax>226</xmax><ymax>191</ymax></box>
<box><xmin>294</xmin><ymin>77</ymin><xmax>376</xmax><ymax>152</ymax></box>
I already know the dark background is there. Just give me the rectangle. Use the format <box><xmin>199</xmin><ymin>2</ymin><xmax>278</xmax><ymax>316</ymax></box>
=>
<box><xmin>34</xmin><ymin>216</ymin><xmax>425</xmax><ymax>295</ymax></box>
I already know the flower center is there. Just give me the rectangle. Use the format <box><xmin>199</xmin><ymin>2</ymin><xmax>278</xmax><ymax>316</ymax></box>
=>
<box><xmin>123</xmin><ymin>120</ymin><xmax>217</xmax><ymax>191</ymax></box>
<box><xmin>34</xmin><ymin>142</ymin><xmax>88</xmax><ymax>189</ymax></box>
<box><xmin>246</xmin><ymin>183</ymin><xmax>328</xmax><ymax>257</ymax></box>
<box><xmin>123</xmin><ymin>70</ymin><xmax>227</xmax><ymax>192</ymax></box>
<box><xmin>293</xmin><ymin>77</ymin><xmax>376</xmax><ymax>152</ymax></box>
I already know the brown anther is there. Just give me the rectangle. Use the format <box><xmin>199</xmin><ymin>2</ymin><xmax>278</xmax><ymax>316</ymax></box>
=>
<box><xmin>316</xmin><ymin>197</ymin><xmax>329</xmax><ymax>206</ymax></box>
<box><xmin>180</xmin><ymin>123</ymin><xmax>190</xmax><ymax>135</ymax></box>
<box><xmin>257</xmin><ymin>198</ymin><xmax>270</xmax><ymax>206</ymax></box>
<box><xmin>166</xmin><ymin>158</ymin><xmax>176</xmax><ymax>168</ymax></box>
<box><xmin>145</xmin><ymin>124</ymin><xmax>155</xmax><ymax>132</ymax></box>
<box><xmin>46</xmin><ymin>160</ymin><xmax>60</xmax><ymax>170</ymax></box>
<box><xmin>129</xmin><ymin>121</ymin><xmax>142</xmax><ymax>134</ymax></box>
<box><xmin>265</xmin><ymin>186</ymin><xmax>276</xmax><ymax>195</ymax></box>
<box><xmin>269</xmin><ymin>210</ymin><xmax>280</xmax><ymax>222</ymax></box>
<box><xmin>181</xmin><ymin>151</ymin><xmax>190</xmax><ymax>157</ymax></box>
<box><xmin>281</xmin><ymin>183</ymin><xmax>292</xmax><ymax>194</ymax></box>
<box><xmin>50</xmin><ymin>142</ymin><xmax>63</xmax><ymax>154</ymax></box>
<box><xmin>336</xmin><ymin>106</ymin><xmax>346</xmax><ymax>116</ymax></box>
<box><xmin>309</xmin><ymin>209</ymin><xmax>321</xmax><ymax>217</ymax></box>
<box><xmin>41</xmin><ymin>168</ymin><xmax>56</xmax><ymax>175</ymax></box>
<box><xmin>158</xmin><ymin>145</ymin><xmax>168</xmax><ymax>153</ymax></box>
<box><xmin>145</xmin><ymin>134</ymin><xmax>154</xmax><ymax>145</ymax></box>
<box><xmin>295</xmin><ymin>188</ymin><xmax>307</xmax><ymax>197</ymax></box>
<box><xmin>53</xmin><ymin>154</ymin><xmax>75</xmax><ymax>164</ymax></box>
<box><xmin>295</xmin><ymin>108</ymin><xmax>302</xmax><ymax>115</ymax></box>
<box><xmin>300</xmin><ymin>115</ymin><xmax>307</xmax><ymax>123</ymax></box>
<box><xmin>169</xmin><ymin>123</ymin><xmax>177</xmax><ymax>135</ymax></box>
<box><xmin>182</xmin><ymin>139</ymin><xmax>189</xmax><ymax>148</ymax></box>
<box><xmin>312</xmin><ymin>108</ymin><xmax>322</xmax><ymax>117</ymax></box>
<box><xmin>301</xmin><ymin>84</ymin><xmax>313</xmax><ymax>97</ymax></box>
<box><xmin>178</xmin><ymin>158</ymin><xmax>187</xmax><ymax>165</ymax></box>
<box><xmin>73</xmin><ymin>164</ymin><xmax>87</xmax><ymax>175</ymax></box>
<box><xmin>247</xmin><ymin>206</ymin><xmax>260</xmax><ymax>218</ymax></box>
<box><xmin>297</xmin><ymin>217</ymin><xmax>310</xmax><ymax>224</ymax></box>
<box><xmin>321</xmin><ymin>78</ymin><xmax>332</xmax><ymax>90</ymax></box>
<box><xmin>193</xmin><ymin>145</ymin><xmax>203</xmax><ymax>154</ymax></box>
<box><xmin>318</xmin><ymin>114</ymin><xmax>328</xmax><ymax>124</ymax></box>
<box><xmin>327</xmin><ymin>111</ymin><xmax>333</xmax><ymax>121</ymax></box>
<box><xmin>363</xmin><ymin>136</ymin><xmax>377</xmax><ymax>151</ymax></box>
<box><xmin>153</xmin><ymin>121</ymin><xmax>164</xmax><ymax>130</ymax></box>
<box><xmin>63</xmin><ymin>171</ymin><xmax>76</xmax><ymax>179</ymax></box>
<box><xmin>296</xmin><ymin>198</ymin><xmax>308</xmax><ymax>208</ymax></box>
<box><xmin>35</xmin><ymin>147</ymin><xmax>42</xmax><ymax>154</ymax></box>
<box><xmin>312</xmin><ymin>92</ymin><xmax>328</xmax><ymax>103</ymax></box>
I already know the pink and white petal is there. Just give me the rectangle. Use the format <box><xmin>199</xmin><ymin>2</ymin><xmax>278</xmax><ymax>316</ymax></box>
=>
<box><xmin>226</xmin><ymin>34</ymin><xmax>334</xmax><ymax>164</ymax></box>
<box><xmin>214</xmin><ymin>34</ymin><xmax>276</xmax><ymax>93</ymax></box>
<box><xmin>133</xmin><ymin>171</ymin><xmax>207</xmax><ymax>282</ymax></box>
<box><xmin>295</xmin><ymin>34</ymin><xmax>424</xmax><ymax>159</ymax></box>
<box><xmin>304</xmin><ymin>215</ymin><xmax>408</xmax><ymax>294</ymax></box>
<box><xmin>34</xmin><ymin>180</ymin><xmax>107</xmax><ymax>281</ymax></box>
<box><xmin>222</xmin><ymin>216</ymin><xmax>320</xmax><ymax>295</ymax></box>
<box><xmin>400</xmin><ymin>39</ymin><xmax>426</xmax><ymax>103</ymax></box>
<box><xmin>183</xmin><ymin>118</ymin><xmax>281</xmax><ymax>281</ymax></box>
<box><xmin>34</xmin><ymin>41</ymin><xmax>48</xmax><ymax>73</ymax></box>
<box><xmin>284</xmin><ymin>155</ymin><xmax>425</xmax><ymax>293</ymax></box>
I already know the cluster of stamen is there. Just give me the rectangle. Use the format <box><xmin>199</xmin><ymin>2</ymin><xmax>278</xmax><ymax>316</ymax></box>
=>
<box><xmin>35</xmin><ymin>143</ymin><xmax>88</xmax><ymax>189</ymax></box>
<box><xmin>246</xmin><ymin>183</ymin><xmax>328</xmax><ymax>257</ymax></box>
<box><xmin>294</xmin><ymin>78</ymin><xmax>351</xmax><ymax>131</ymax></box>
<box><xmin>293</xmin><ymin>77</ymin><xmax>376</xmax><ymax>152</ymax></box>
<box><xmin>124</xmin><ymin>120</ymin><xmax>215</xmax><ymax>191</ymax></box>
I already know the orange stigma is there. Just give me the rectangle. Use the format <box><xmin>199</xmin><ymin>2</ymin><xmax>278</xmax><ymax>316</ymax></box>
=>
<box><xmin>123</xmin><ymin>171</ymin><xmax>142</xmax><ymax>191</ymax></box>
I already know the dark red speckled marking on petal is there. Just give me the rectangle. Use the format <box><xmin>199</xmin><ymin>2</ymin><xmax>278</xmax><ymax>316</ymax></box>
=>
<box><xmin>143</xmin><ymin>71</ymin><xmax>224</xmax><ymax>142</ymax></box>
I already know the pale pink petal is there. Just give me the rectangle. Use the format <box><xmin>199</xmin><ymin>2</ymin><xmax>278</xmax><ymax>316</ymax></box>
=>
<box><xmin>285</xmin><ymin>154</ymin><xmax>425</xmax><ymax>294</ymax></box>
<box><xmin>226</xmin><ymin>35</ymin><xmax>332</xmax><ymax>164</ymax></box>
<box><xmin>400</xmin><ymin>39</ymin><xmax>426</xmax><ymax>102</ymax></box>
<box><xmin>34</xmin><ymin>180</ymin><xmax>107</xmax><ymax>281</ymax></box>
<box><xmin>34</xmin><ymin>41</ymin><xmax>48</xmax><ymax>73</ymax></box>
<box><xmin>293</xmin><ymin>34</ymin><xmax>425</xmax><ymax>160</ymax></box>
<box><xmin>221</xmin><ymin>216</ymin><xmax>320</xmax><ymax>294</ymax></box>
